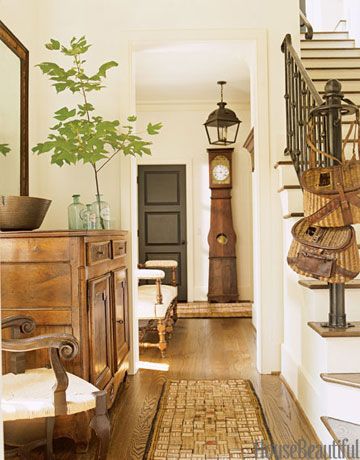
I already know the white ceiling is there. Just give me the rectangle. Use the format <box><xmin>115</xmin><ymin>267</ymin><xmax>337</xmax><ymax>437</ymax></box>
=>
<box><xmin>135</xmin><ymin>41</ymin><xmax>252</xmax><ymax>104</ymax></box>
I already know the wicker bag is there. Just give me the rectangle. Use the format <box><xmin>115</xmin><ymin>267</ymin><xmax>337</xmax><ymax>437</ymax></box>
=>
<box><xmin>302</xmin><ymin>118</ymin><xmax>360</xmax><ymax>227</ymax></box>
<box><xmin>287</xmin><ymin>218</ymin><xmax>360</xmax><ymax>283</ymax></box>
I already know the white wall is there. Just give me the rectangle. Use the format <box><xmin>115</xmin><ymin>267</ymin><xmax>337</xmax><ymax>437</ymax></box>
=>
<box><xmin>0</xmin><ymin>0</ymin><xmax>299</xmax><ymax>373</ymax></box>
<box><xmin>343</xmin><ymin>0</ymin><xmax>360</xmax><ymax>46</ymax></box>
<box><xmin>136</xmin><ymin>103</ymin><xmax>253</xmax><ymax>302</ymax></box>
<box><xmin>306</xmin><ymin>0</ymin><xmax>360</xmax><ymax>46</ymax></box>
<box><xmin>306</xmin><ymin>0</ymin><xmax>344</xmax><ymax>31</ymax></box>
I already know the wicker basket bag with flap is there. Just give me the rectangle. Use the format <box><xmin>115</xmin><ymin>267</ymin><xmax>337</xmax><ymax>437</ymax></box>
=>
<box><xmin>302</xmin><ymin>118</ymin><xmax>360</xmax><ymax>227</ymax></box>
<box><xmin>287</xmin><ymin>218</ymin><xmax>360</xmax><ymax>283</ymax></box>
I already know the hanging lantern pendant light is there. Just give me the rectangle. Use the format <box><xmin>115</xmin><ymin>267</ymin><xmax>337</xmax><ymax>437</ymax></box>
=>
<box><xmin>204</xmin><ymin>81</ymin><xmax>241</xmax><ymax>145</ymax></box>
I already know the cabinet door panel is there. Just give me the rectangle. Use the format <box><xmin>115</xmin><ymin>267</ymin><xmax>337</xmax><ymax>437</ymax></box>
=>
<box><xmin>88</xmin><ymin>274</ymin><xmax>112</xmax><ymax>389</ymax></box>
<box><xmin>113</xmin><ymin>268</ymin><xmax>129</xmax><ymax>369</ymax></box>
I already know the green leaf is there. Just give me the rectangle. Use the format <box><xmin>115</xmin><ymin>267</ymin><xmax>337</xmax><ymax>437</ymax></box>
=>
<box><xmin>54</xmin><ymin>107</ymin><xmax>77</xmax><ymax>121</ymax></box>
<box><xmin>0</xmin><ymin>143</ymin><xmax>10</xmax><ymax>156</ymax></box>
<box><xmin>45</xmin><ymin>39</ymin><xmax>60</xmax><ymax>50</ymax></box>
<box><xmin>54</xmin><ymin>82</ymin><xmax>68</xmax><ymax>93</ymax></box>
<box><xmin>97</xmin><ymin>61</ymin><xmax>118</xmax><ymax>78</ymax></box>
<box><xmin>147</xmin><ymin>122</ymin><xmax>162</xmax><ymax>135</ymax></box>
<box><xmin>127</xmin><ymin>115</ymin><xmax>137</xmax><ymax>122</ymax></box>
<box><xmin>37</xmin><ymin>62</ymin><xmax>65</xmax><ymax>76</ymax></box>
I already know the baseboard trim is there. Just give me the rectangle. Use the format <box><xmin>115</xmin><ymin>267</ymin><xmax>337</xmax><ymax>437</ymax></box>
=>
<box><xmin>280</xmin><ymin>374</ymin><xmax>323</xmax><ymax>446</ymax></box>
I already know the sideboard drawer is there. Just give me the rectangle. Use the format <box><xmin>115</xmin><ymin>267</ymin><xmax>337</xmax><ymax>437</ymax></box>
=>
<box><xmin>112</xmin><ymin>240</ymin><xmax>126</xmax><ymax>258</ymax></box>
<box><xmin>0</xmin><ymin>237</ymin><xmax>70</xmax><ymax>263</ymax></box>
<box><xmin>86</xmin><ymin>241</ymin><xmax>112</xmax><ymax>265</ymax></box>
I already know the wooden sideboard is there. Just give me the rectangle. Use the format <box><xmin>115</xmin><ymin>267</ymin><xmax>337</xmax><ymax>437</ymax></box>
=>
<box><xmin>1</xmin><ymin>229</ymin><xmax>130</xmax><ymax>447</ymax></box>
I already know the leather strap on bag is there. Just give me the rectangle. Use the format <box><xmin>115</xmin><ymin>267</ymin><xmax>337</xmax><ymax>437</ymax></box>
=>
<box><xmin>334</xmin><ymin>167</ymin><xmax>353</xmax><ymax>224</ymax></box>
<box><xmin>307</xmin><ymin>116</ymin><xmax>360</xmax><ymax>166</ymax></box>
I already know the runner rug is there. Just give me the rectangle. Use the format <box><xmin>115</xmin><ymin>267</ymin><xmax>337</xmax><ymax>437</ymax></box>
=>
<box><xmin>144</xmin><ymin>379</ymin><xmax>276</xmax><ymax>460</ymax></box>
<box><xmin>177</xmin><ymin>302</ymin><xmax>252</xmax><ymax>319</ymax></box>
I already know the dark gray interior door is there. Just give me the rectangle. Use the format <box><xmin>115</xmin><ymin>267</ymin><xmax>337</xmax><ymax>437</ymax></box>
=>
<box><xmin>138</xmin><ymin>165</ymin><xmax>187</xmax><ymax>301</ymax></box>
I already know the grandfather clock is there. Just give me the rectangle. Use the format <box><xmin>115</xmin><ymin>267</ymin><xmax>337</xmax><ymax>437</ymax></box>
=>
<box><xmin>207</xmin><ymin>147</ymin><xmax>239</xmax><ymax>303</ymax></box>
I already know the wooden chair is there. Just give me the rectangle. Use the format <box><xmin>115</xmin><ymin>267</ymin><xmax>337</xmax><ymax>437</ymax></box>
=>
<box><xmin>2</xmin><ymin>315</ymin><xmax>111</xmax><ymax>459</ymax></box>
<box><xmin>137</xmin><ymin>260</ymin><xmax>178</xmax><ymax>358</ymax></box>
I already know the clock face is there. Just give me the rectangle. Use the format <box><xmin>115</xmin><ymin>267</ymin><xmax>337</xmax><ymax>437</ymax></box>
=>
<box><xmin>213</xmin><ymin>164</ymin><xmax>229</xmax><ymax>181</ymax></box>
<box><xmin>211</xmin><ymin>155</ymin><xmax>231</xmax><ymax>185</ymax></box>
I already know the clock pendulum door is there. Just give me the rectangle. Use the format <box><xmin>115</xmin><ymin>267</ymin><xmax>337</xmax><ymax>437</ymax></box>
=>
<box><xmin>207</xmin><ymin>148</ymin><xmax>239</xmax><ymax>303</ymax></box>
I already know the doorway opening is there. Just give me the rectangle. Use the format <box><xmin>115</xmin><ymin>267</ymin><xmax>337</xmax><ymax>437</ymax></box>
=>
<box><xmin>138</xmin><ymin>164</ymin><xmax>188</xmax><ymax>301</ymax></box>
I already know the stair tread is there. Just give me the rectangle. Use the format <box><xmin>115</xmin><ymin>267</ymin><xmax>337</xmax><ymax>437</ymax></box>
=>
<box><xmin>301</xmin><ymin>39</ymin><xmax>354</xmax><ymax>43</ymax></box>
<box><xmin>278</xmin><ymin>185</ymin><xmax>301</xmax><ymax>192</ymax></box>
<box><xmin>308</xmin><ymin>322</ymin><xmax>360</xmax><ymax>337</ymax></box>
<box><xmin>303</xmin><ymin>56</ymin><xmax>360</xmax><ymax>59</ymax></box>
<box><xmin>299</xmin><ymin>280</ymin><xmax>360</xmax><ymax>290</ymax></box>
<box><xmin>322</xmin><ymin>416</ymin><xmax>360</xmax><ymax>458</ymax></box>
<box><xmin>313</xmin><ymin>78</ymin><xmax>360</xmax><ymax>82</ymax></box>
<box><xmin>283</xmin><ymin>212</ymin><xmax>304</xmax><ymax>219</ymax></box>
<box><xmin>302</xmin><ymin>47</ymin><xmax>360</xmax><ymax>50</ymax></box>
<box><xmin>274</xmin><ymin>160</ymin><xmax>292</xmax><ymax>169</ymax></box>
<box><xmin>307</xmin><ymin>67</ymin><xmax>360</xmax><ymax>70</ymax></box>
<box><xmin>311</xmin><ymin>31</ymin><xmax>350</xmax><ymax>35</ymax></box>
<box><xmin>321</xmin><ymin>373</ymin><xmax>360</xmax><ymax>389</ymax></box>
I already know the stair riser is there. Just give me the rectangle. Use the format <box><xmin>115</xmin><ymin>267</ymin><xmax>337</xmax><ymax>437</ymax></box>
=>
<box><xmin>277</xmin><ymin>164</ymin><xmax>298</xmax><ymax>188</ymax></box>
<box><xmin>301</xmin><ymin>40</ymin><xmax>355</xmax><ymax>49</ymax></box>
<box><xmin>303</xmin><ymin>58</ymin><xmax>360</xmax><ymax>68</ymax></box>
<box><xmin>302</xmin><ymin>49</ymin><xmax>360</xmax><ymax>58</ymax></box>
<box><xmin>303</xmin><ymin>289</ymin><xmax>360</xmax><ymax>326</ymax></box>
<box><xmin>314</xmin><ymin>80</ymin><xmax>360</xmax><ymax>91</ymax></box>
<box><xmin>279</xmin><ymin>189</ymin><xmax>303</xmax><ymax>215</ymax></box>
<box><xmin>301</xmin><ymin>32</ymin><xmax>349</xmax><ymax>40</ymax></box>
<box><xmin>325</xmin><ymin>385</ymin><xmax>360</xmax><ymax>425</ymax></box>
<box><xmin>324</xmin><ymin>93</ymin><xmax>360</xmax><ymax>105</ymax></box>
<box><xmin>308</xmin><ymin>68</ymin><xmax>360</xmax><ymax>79</ymax></box>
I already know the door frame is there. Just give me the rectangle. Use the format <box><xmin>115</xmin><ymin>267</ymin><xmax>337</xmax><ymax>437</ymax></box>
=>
<box><xmin>137</xmin><ymin>158</ymin><xmax>194</xmax><ymax>302</ymax></box>
<box><xmin>123</xmin><ymin>26</ymin><xmax>290</xmax><ymax>375</ymax></box>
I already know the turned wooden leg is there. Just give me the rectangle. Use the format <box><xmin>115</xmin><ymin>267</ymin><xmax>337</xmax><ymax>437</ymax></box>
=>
<box><xmin>165</xmin><ymin>315</ymin><xmax>174</xmax><ymax>338</ymax></box>
<box><xmin>89</xmin><ymin>391</ymin><xmax>111</xmax><ymax>460</ymax></box>
<box><xmin>173</xmin><ymin>300</ymin><xmax>178</xmax><ymax>323</ymax></box>
<box><xmin>157</xmin><ymin>319</ymin><xmax>167</xmax><ymax>358</ymax></box>
<box><xmin>46</xmin><ymin>417</ymin><xmax>55</xmax><ymax>460</ymax></box>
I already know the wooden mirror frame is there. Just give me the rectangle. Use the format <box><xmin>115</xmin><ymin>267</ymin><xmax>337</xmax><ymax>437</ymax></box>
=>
<box><xmin>0</xmin><ymin>20</ymin><xmax>29</xmax><ymax>196</ymax></box>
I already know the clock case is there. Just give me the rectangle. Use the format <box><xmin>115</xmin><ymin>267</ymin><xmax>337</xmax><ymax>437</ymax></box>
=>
<box><xmin>207</xmin><ymin>148</ymin><xmax>239</xmax><ymax>303</ymax></box>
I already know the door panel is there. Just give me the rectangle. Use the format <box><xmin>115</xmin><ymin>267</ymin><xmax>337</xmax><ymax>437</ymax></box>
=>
<box><xmin>112</xmin><ymin>268</ymin><xmax>129</xmax><ymax>370</ymax></box>
<box><xmin>88</xmin><ymin>274</ymin><xmax>112</xmax><ymax>389</ymax></box>
<box><xmin>138</xmin><ymin>165</ymin><xmax>187</xmax><ymax>301</ymax></box>
<box><xmin>146</xmin><ymin>212</ymin><xmax>180</xmax><ymax>245</ymax></box>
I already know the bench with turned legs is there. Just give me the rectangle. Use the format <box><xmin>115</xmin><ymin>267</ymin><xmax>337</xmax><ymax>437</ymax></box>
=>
<box><xmin>137</xmin><ymin>260</ymin><xmax>178</xmax><ymax>358</ymax></box>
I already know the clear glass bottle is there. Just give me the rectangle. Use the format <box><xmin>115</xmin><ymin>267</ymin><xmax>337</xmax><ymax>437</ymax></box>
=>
<box><xmin>68</xmin><ymin>194</ymin><xmax>86</xmax><ymax>230</ymax></box>
<box><xmin>80</xmin><ymin>204</ymin><xmax>96</xmax><ymax>230</ymax></box>
<box><xmin>91</xmin><ymin>194</ymin><xmax>111</xmax><ymax>229</ymax></box>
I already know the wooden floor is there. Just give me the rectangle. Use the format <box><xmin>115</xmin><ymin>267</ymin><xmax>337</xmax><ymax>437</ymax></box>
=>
<box><xmin>53</xmin><ymin>318</ymin><xmax>319</xmax><ymax>459</ymax></box>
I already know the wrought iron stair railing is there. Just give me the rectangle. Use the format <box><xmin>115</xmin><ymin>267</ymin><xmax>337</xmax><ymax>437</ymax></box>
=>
<box><xmin>281</xmin><ymin>29</ymin><xmax>360</xmax><ymax>329</ymax></box>
<box><xmin>281</xmin><ymin>33</ymin><xmax>330</xmax><ymax>182</ymax></box>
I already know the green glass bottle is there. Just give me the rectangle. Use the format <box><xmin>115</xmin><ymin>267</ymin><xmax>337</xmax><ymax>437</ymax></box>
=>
<box><xmin>68</xmin><ymin>194</ymin><xmax>86</xmax><ymax>230</ymax></box>
<box><xmin>91</xmin><ymin>194</ymin><xmax>111</xmax><ymax>229</ymax></box>
<box><xmin>80</xmin><ymin>204</ymin><xmax>96</xmax><ymax>230</ymax></box>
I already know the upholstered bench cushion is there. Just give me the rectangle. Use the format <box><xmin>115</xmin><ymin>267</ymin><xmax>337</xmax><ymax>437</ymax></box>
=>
<box><xmin>2</xmin><ymin>367</ymin><xmax>98</xmax><ymax>421</ymax></box>
<box><xmin>136</xmin><ymin>268</ymin><xmax>165</xmax><ymax>280</ymax></box>
<box><xmin>137</xmin><ymin>285</ymin><xmax>177</xmax><ymax>320</ymax></box>
<box><xmin>144</xmin><ymin>260</ymin><xmax>178</xmax><ymax>268</ymax></box>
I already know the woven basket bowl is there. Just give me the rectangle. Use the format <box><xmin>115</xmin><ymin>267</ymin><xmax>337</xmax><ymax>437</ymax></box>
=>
<box><xmin>0</xmin><ymin>196</ymin><xmax>51</xmax><ymax>231</ymax></box>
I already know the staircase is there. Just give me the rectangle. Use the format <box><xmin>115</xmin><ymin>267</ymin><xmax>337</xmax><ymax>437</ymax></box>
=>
<box><xmin>278</xmin><ymin>24</ymin><xmax>360</xmax><ymax>456</ymax></box>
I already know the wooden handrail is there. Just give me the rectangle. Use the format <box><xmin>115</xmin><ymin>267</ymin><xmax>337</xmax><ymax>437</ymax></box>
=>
<box><xmin>281</xmin><ymin>33</ymin><xmax>326</xmax><ymax>179</ymax></box>
<box><xmin>281</xmin><ymin>34</ymin><xmax>322</xmax><ymax>105</ymax></box>
<box><xmin>299</xmin><ymin>9</ymin><xmax>314</xmax><ymax>40</ymax></box>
